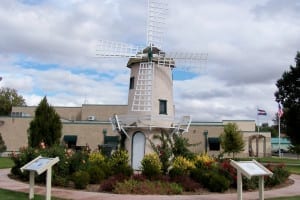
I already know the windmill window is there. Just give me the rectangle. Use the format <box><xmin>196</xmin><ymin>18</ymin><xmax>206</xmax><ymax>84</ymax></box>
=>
<box><xmin>129</xmin><ymin>77</ymin><xmax>135</xmax><ymax>89</ymax></box>
<box><xmin>208</xmin><ymin>137</ymin><xmax>220</xmax><ymax>151</ymax></box>
<box><xmin>159</xmin><ymin>99</ymin><xmax>167</xmax><ymax>114</ymax></box>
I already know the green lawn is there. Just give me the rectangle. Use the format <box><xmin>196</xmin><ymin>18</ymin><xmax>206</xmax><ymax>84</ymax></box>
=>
<box><xmin>257</xmin><ymin>157</ymin><xmax>300</xmax><ymax>165</ymax></box>
<box><xmin>0</xmin><ymin>188</ymin><xmax>66</xmax><ymax>200</ymax></box>
<box><xmin>0</xmin><ymin>157</ymin><xmax>14</xmax><ymax>169</ymax></box>
<box><xmin>257</xmin><ymin>157</ymin><xmax>300</xmax><ymax>175</ymax></box>
<box><xmin>267</xmin><ymin>196</ymin><xmax>300</xmax><ymax>200</ymax></box>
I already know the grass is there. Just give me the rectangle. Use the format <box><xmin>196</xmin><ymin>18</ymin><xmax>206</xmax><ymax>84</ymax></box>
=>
<box><xmin>257</xmin><ymin>157</ymin><xmax>300</xmax><ymax>165</ymax></box>
<box><xmin>0</xmin><ymin>188</ymin><xmax>66</xmax><ymax>200</ymax></box>
<box><xmin>267</xmin><ymin>196</ymin><xmax>300</xmax><ymax>200</ymax></box>
<box><xmin>0</xmin><ymin>157</ymin><xmax>14</xmax><ymax>169</ymax></box>
<box><xmin>239</xmin><ymin>157</ymin><xmax>300</xmax><ymax>174</ymax></box>
<box><xmin>257</xmin><ymin>157</ymin><xmax>300</xmax><ymax>175</ymax></box>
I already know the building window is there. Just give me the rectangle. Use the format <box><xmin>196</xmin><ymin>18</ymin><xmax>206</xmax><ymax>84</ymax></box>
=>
<box><xmin>159</xmin><ymin>99</ymin><xmax>167</xmax><ymax>114</ymax></box>
<box><xmin>208</xmin><ymin>137</ymin><xmax>220</xmax><ymax>151</ymax></box>
<box><xmin>129</xmin><ymin>77</ymin><xmax>134</xmax><ymax>89</ymax></box>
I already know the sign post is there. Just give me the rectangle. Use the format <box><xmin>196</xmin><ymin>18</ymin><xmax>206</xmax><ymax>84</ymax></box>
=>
<box><xmin>21</xmin><ymin>155</ymin><xmax>59</xmax><ymax>200</ymax></box>
<box><xmin>230</xmin><ymin>159</ymin><xmax>273</xmax><ymax>200</ymax></box>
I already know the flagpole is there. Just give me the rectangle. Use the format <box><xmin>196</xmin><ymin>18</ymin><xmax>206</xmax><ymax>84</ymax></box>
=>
<box><xmin>278</xmin><ymin>112</ymin><xmax>281</xmax><ymax>158</ymax></box>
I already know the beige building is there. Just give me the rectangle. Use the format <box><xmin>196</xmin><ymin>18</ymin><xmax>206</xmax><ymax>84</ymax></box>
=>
<box><xmin>0</xmin><ymin>104</ymin><xmax>271</xmax><ymax>159</ymax></box>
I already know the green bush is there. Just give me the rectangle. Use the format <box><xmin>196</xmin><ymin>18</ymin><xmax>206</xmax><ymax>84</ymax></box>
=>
<box><xmin>207</xmin><ymin>173</ymin><xmax>230</xmax><ymax>192</ymax></box>
<box><xmin>10</xmin><ymin>147</ymin><xmax>39</xmax><ymax>180</ymax></box>
<box><xmin>141</xmin><ymin>154</ymin><xmax>162</xmax><ymax>179</ymax></box>
<box><xmin>87</xmin><ymin>165</ymin><xmax>105</xmax><ymax>184</ymax></box>
<box><xmin>109</xmin><ymin>150</ymin><xmax>133</xmax><ymax>177</ymax></box>
<box><xmin>265</xmin><ymin>164</ymin><xmax>290</xmax><ymax>187</ymax></box>
<box><xmin>242</xmin><ymin>176</ymin><xmax>259</xmax><ymax>190</ymax></box>
<box><xmin>0</xmin><ymin>133</ymin><xmax>7</xmax><ymax>153</ymax></box>
<box><xmin>169</xmin><ymin>156</ymin><xmax>195</xmax><ymax>177</ymax></box>
<box><xmin>190</xmin><ymin>168</ymin><xmax>230</xmax><ymax>192</ymax></box>
<box><xmin>72</xmin><ymin>171</ymin><xmax>90</xmax><ymax>189</ymax></box>
<box><xmin>68</xmin><ymin>151</ymin><xmax>89</xmax><ymax>174</ymax></box>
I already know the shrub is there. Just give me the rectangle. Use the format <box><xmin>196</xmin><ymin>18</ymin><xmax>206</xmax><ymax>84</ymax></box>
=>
<box><xmin>141</xmin><ymin>153</ymin><xmax>162</xmax><ymax>179</ymax></box>
<box><xmin>169</xmin><ymin>156</ymin><xmax>195</xmax><ymax>177</ymax></box>
<box><xmin>72</xmin><ymin>171</ymin><xmax>90</xmax><ymax>189</ymax></box>
<box><xmin>194</xmin><ymin>154</ymin><xmax>215</xmax><ymax>169</ymax></box>
<box><xmin>0</xmin><ymin>133</ymin><xmax>7</xmax><ymax>153</ymax></box>
<box><xmin>109</xmin><ymin>150</ymin><xmax>133</xmax><ymax>177</ymax></box>
<box><xmin>242</xmin><ymin>176</ymin><xmax>259</xmax><ymax>191</ymax></box>
<box><xmin>190</xmin><ymin>167</ymin><xmax>230</xmax><ymax>193</ymax></box>
<box><xmin>265</xmin><ymin>164</ymin><xmax>290</xmax><ymax>187</ymax></box>
<box><xmin>10</xmin><ymin>147</ymin><xmax>39</xmax><ymax>180</ymax></box>
<box><xmin>219</xmin><ymin>159</ymin><xmax>236</xmax><ymax>187</ymax></box>
<box><xmin>99</xmin><ymin>174</ymin><xmax>127</xmax><ymax>192</ymax></box>
<box><xmin>113</xmin><ymin>179</ymin><xmax>183</xmax><ymax>195</ymax></box>
<box><xmin>190</xmin><ymin>168</ymin><xmax>211</xmax><ymax>188</ymax></box>
<box><xmin>68</xmin><ymin>150</ymin><xmax>89</xmax><ymax>174</ymax></box>
<box><xmin>171</xmin><ymin>175</ymin><xmax>201</xmax><ymax>192</ymax></box>
<box><xmin>88</xmin><ymin>152</ymin><xmax>105</xmax><ymax>165</ymax></box>
<box><xmin>207</xmin><ymin>173</ymin><xmax>230</xmax><ymax>192</ymax></box>
<box><xmin>87</xmin><ymin>165</ymin><xmax>105</xmax><ymax>184</ymax></box>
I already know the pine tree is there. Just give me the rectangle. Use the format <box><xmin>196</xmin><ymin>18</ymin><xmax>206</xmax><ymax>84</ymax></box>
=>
<box><xmin>0</xmin><ymin>133</ymin><xmax>7</xmax><ymax>153</ymax></box>
<box><xmin>220</xmin><ymin>123</ymin><xmax>245</xmax><ymax>158</ymax></box>
<box><xmin>28</xmin><ymin>96</ymin><xmax>62</xmax><ymax>148</ymax></box>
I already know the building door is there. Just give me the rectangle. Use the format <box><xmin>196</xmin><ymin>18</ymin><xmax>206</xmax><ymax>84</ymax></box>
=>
<box><xmin>132</xmin><ymin>132</ymin><xmax>145</xmax><ymax>170</ymax></box>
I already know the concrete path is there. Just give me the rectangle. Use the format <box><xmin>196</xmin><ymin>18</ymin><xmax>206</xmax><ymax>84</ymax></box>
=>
<box><xmin>1</xmin><ymin>168</ymin><xmax>300</xmax><ymax>200</ymax></box>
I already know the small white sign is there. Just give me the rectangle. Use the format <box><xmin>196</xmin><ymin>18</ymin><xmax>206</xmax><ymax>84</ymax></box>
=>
<box><xmin>230</xmin><ymin>159</ymin><xmax>273</xmax><ymax>179</ymax></box>
<box><xmin>25</xmin><ymin>158</ymin><xmax>52</xmax><ymax>171</ymax></box>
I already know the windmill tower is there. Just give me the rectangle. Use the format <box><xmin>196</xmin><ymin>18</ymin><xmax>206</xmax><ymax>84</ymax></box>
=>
<box><xmin>96</xmin><ymin>0</ymin><xmax>207</xmax><ymax>170</ymax></box>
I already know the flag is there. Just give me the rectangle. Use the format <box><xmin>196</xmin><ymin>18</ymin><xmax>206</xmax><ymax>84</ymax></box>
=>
<box><xmin>278</xmin><ymin>103</ymin><xmax>283</xmax><ymax>118</ymax></box>
<box><xmin>257</xmin><ymin>109</ymin><xmax>267</xmax><ymax>115</ymax></box>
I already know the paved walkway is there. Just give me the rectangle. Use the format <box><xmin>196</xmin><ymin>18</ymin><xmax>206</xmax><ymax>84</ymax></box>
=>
<box><xmin>1</xmin><ymin>168</ymin><xmax>300</xmax><ymax>200</ymax></box>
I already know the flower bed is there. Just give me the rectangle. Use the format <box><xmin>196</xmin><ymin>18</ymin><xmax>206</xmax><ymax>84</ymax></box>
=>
<box><xmin>10</xmin><ymin>146</ymin><xmax>291</xmax><ymax>194</ymax></box>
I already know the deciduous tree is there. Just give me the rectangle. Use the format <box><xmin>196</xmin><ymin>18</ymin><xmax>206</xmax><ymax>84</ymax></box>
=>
<box><xmin>275</xmin><ymin>52</ymin><xmax>300</xmax><ymax>145</ymax></box>
<box><xmin>220</xmin><ymin>123</ymin><xmax>245</xmax><ymax>158</ymax></box>
<box><xmin>0</xmin><ymin>87</ymin><xmax>26</xmax><ymax>115</ymax></box>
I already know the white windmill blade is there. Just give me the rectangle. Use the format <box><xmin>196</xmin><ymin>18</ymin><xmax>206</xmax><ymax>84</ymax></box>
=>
<box><xmin>147</xmin><ymin>0</ymin><xmax>168</xmax><ymax>49</ymax></box>
<box><xmin>96</xmin><ymin>40</ymin><xmax>144</xmax><ymax>58</ymax></box>
<box><xmin>162</xmin><ymin>52</ymin><xmax>208</xmax><ymax>70</ymax></box>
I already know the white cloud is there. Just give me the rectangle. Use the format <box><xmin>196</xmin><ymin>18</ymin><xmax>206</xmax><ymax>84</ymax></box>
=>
<box><xmin>0</xmin><ymin>0</ymin><xmax>299</xmax><ymax>125</ymax></box>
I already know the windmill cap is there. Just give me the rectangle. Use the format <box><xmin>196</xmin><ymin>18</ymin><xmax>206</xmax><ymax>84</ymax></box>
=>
<box><xmin>126</xmin><ymin>46</ymin><xmax>175</xmax><ymax>68</ymax></box>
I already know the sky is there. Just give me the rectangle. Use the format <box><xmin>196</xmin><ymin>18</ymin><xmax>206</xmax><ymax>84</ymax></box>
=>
<box><xmin>0</xmin><ymin>0</ymin><xmax>299</xmax><ymax>124</ymax></box>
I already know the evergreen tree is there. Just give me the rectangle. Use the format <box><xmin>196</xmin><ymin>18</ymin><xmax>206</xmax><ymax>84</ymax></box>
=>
<box><xmin>220</xmin><ymin>123</ymin><xmax>245</xmax><ymax>158</ymax></box>
<box><xmin>0</xmin><ymin>133</ymin><xmax>7</xmax><ymax>153</ymax></box>
<box><xmin>275</xmin><ymin>52</ymin><xmax>300</xmax><ymax>145</ymax></box>
<box><xmin>28</xmin><ymin>97</ymin><xmax>62</xmax><ymax>148</ymax></box>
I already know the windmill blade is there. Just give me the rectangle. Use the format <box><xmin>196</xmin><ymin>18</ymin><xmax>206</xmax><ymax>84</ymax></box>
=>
<box><xmin>147</xmin><ymin>0</ymin><xmax>168</xmax><ymax>49</ymax></box>
<box><xmin>165</xmin><ymin>52</ymin><xmax>208</xmax><ymax>71</ymax></box>
<box><xmin>96</xmin><ymin>40</ymin><xmax>143</xmax><ymax>58</ymax></box>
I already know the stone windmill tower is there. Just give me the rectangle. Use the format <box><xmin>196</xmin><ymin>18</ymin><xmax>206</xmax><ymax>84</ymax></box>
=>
<box><xmin>96</xmin><ymin>0</ymin><xmax>207</xmax><ymax>170</ymax></box>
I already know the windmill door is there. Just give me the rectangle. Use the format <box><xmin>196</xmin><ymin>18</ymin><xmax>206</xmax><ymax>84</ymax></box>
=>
<box><xmin>132</xmin><ymin>132</ymin><xmax>145</xmax><ymax>170</ymax></box>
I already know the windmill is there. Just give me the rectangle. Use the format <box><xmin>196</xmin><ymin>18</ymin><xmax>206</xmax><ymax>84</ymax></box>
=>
<box><xmin>96</xmin><ymin>0</ymin><xmax>207</xmax><ymax>169</ymax></box>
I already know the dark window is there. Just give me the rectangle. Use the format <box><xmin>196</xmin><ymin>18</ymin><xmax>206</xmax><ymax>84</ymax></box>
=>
<box><xmin>208</xmin><ymin>137</ymin><xmax>220</xmax><ymax>151</ymax></box>
<box><xmin>129</xmin><ymin>77</ymin><xmax>134</xmax><ymax>89</ymax></box>
<box><xmin>63</xmin><ymin>135</ymin><xmax>77</xmax><ymax>148</ymax></box>
<box><xmin>159</xmin><ymin>99</ymin><xmax>167</xmax><ymax>114</ymax></box>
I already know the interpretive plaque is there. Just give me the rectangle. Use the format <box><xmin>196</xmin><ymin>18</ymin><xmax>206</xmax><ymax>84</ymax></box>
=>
<box><xmin>230</xmin><ymin>159</ymin><xmax>273</xmax><ymax>200</ymax></box>
<box><xmin>21</xmin><ymin>155</ymin><xmax>59</xmax><ymax>200</ymax></box>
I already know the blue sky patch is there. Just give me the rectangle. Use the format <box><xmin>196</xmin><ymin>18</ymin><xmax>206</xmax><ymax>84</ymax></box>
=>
<box><xmin>173</xmin><ymin>69</ymin><xmax>198</xmax><ymax>80</ymax></box>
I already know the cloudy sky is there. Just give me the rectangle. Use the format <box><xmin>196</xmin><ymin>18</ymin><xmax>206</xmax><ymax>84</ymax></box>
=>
<box><xmin>0</xmin><ymin>0</ymin><xmax>299</xmax><ymax>124</ymax></box>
